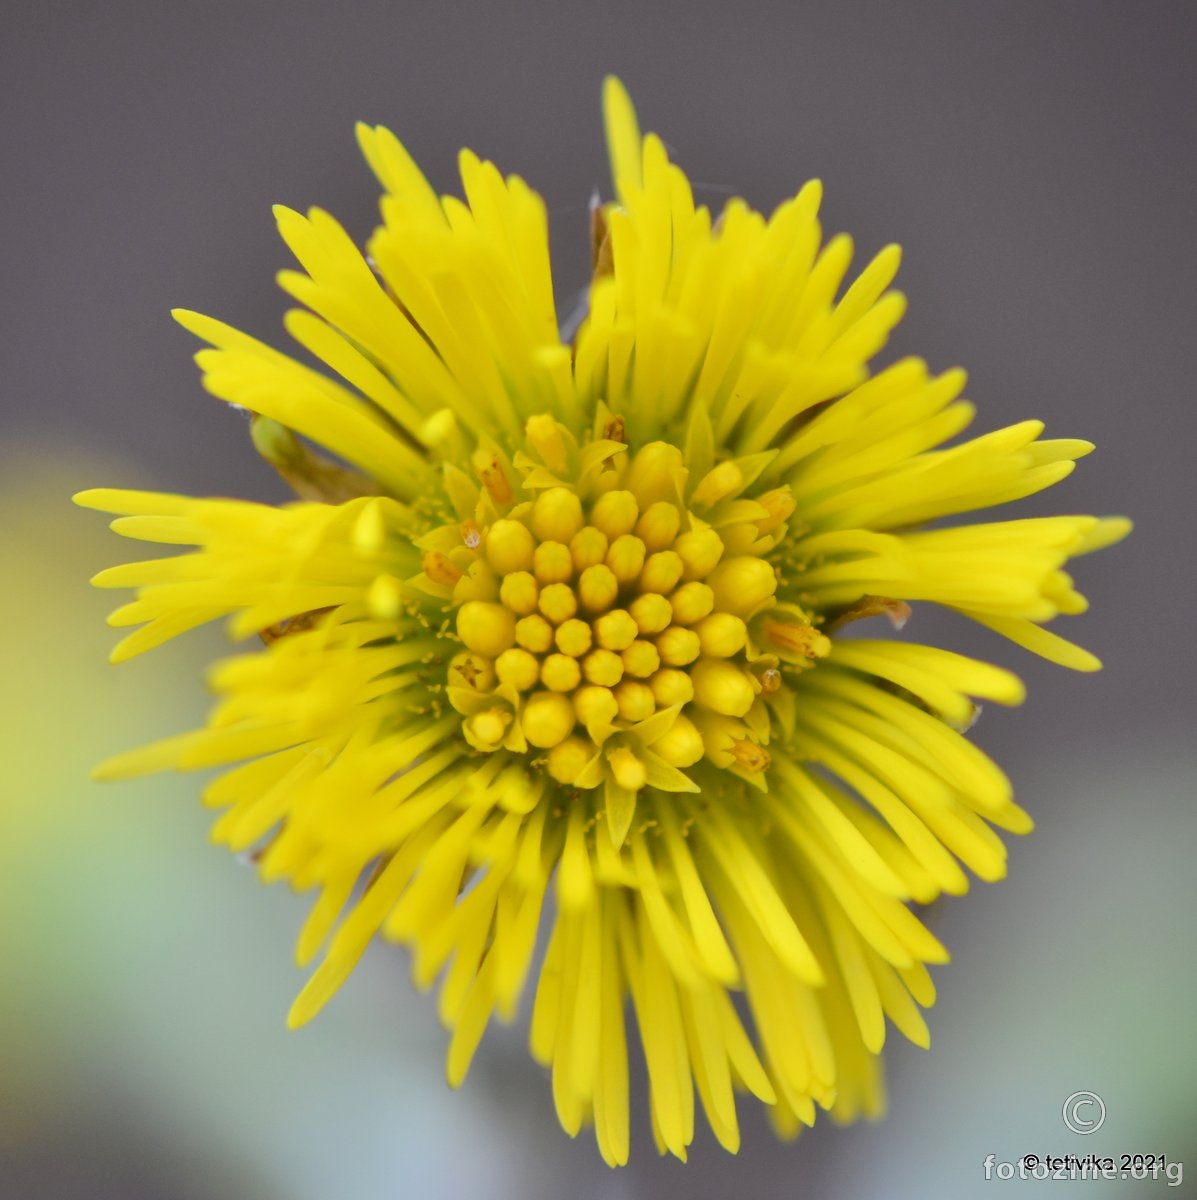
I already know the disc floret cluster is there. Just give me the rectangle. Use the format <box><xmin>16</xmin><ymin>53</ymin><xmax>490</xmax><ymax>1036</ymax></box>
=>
<box><xmin>75</xmin><ymin>77</ymin><xmax>1128</xmax><ymax>1166</ymax></box>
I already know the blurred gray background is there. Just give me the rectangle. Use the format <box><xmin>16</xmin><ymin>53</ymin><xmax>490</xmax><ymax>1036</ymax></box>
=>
<box><xmin>2</xmin><ymin>2</ymin><xmax>1194</xmax><ymax>1197</ymax></box>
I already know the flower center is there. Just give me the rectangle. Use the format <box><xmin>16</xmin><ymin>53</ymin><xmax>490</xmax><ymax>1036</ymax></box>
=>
<box><xmin>422</xmin><ymin>413</ymin><xmax>829</xmax><ymax>798</ymax></box>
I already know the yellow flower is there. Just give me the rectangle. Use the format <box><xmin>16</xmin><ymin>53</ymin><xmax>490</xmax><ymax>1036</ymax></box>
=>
<box><xmin>77</xmin><ymin>78</ymin><xmax>1128</xmax><ymax>1164</ymax></box>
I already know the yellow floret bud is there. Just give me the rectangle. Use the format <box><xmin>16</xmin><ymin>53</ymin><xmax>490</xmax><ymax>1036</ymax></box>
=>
<box><xmin>606</xmin><ymin>534</ymin><xmax>646</xmax><ymax>584</ymax></box>
<box><xmin>691</xmin><ymin>460</ymin><xmax>744</xmax><ymax>507</ymax></box>
<box><xmin>499</xmin><ymin>570</ymin><xmax>539</xmax><ymax>615</ymax></box>
<box><xmin>624</xmin><ymin>442</ymin><xmax>684</xmax><ymax>507</ymax></box>
<box><xmin>583</xmin><ymin>649</ymin><xmax>624</xmax><ymax>687</ymax></box>
<box><xmin>547</xmin><ymin>737</ymin><xmax>595</xmax><ymax>785</ymax></box>
<box><xmin>450</xmin><ymin>558</ymin><xmax>498</xmax><ymax>604</ymax></box>
<box><xmin>707</xmin><ymin>556</ymin><xmax>777</xmax><ymax>615</ymax></box>
<box><xmin>691</xmin><ymin>659</ymin><xmax>756</xmax><ymax>717</ymax></box>
<box><xmin>569</xmin><ymin>526</ymin><xmax>609</xmax><ymax>571</ymax></box>
<box><xmin>607</xmin><ymin>746</ymin><xmax>647</xmax><ymax>792</ymax></box>
<box><xmin>754</xmin><ymin>487</ymin><xmax>796</xmax><ymax>535</ymax></box>
<box><xmin>495</xmin><ymin>647</ymin><xmax>540</xmax><ymax>691</ymax></box>
<box><xmin>595</xmin><ymin>609</ymin><xmax>639</xmax><ymax>651</ymax></box>
<box><xmin>695</xmin><ymin>612</ymin><xmax>748</xmax><ymax>658</ymax></box>
<box><xmin>522</xmin><ymin>691</ymin><xmax>576</xmax><ymax>748</ymax></box>
<box><xmin>614</xmin><ymin>680</ymin><xmax>656</xmax><ymax>722</ymax></box>
<box><xmin>533</xmin><ymin>540</ymin><xmax>573</xmax><ymax>584</ymax></box>
<box><xmin>485</xmin><ymin>519</ymin><xmax>535</xmax><ymax>574</ymax></box>
<box><xmin>669</xmin><ymin>581</ymin><xmax>715</xmax><ymax>625</ymax></box>
<box><xmin>639</xmin><ymin>550</ymin><xmax>684</xmax><ymax>595</ymax></box>
<box><xmin>532</xmin><ymin>487</ymin><xmax>584</xmax><ymax>544</ymax></box>
<box><xmin>515</xmin><ymin>614</ymin><xmax>554</xmax><ymax>653</ymax></box>
<box><xmin>649</xmin><ymin>668</ymin><xmax>694</xmax><ymax>707</ymax></box>
<box><xmin>621</xmin><ymin>640</ymin><xmax>661</xmax><ymax>678</ymax></box>
<box><xmin>628</xmin><ymin>592</ymin><xmax>672</xmax><ymax>635</ymax></box>
<box><xmin>674</xmin><ymin>528</ymin><xmax>725</xmax><ymax>579</ymax></box>
<box><xmin>634</xmin><ymin>501</ymin><xmax>681</xmax><ymax>551</ymax></box>
<box><xmin>574</xmin><ymin>685</ymin><xmax>619</xmax><ymax>727</ymax></box>
<box><xmin>590</xmin><ymin>489</ymin><xmax>639</xmax><ymax>539</ymax></box>
<box><xmin>577</xmin><ymin>563</ymin><xmax>619</xmax><ymax>613</ymax></box>
<box><xmin>456</xmin><ymin>601</ymin><xmax>516</xmax><ymax>657</ymax></box>
<box><xmin>652</xmin><ymin>714</ymin><xmax>704</xmax><ymax>767</ymax></box>
<box><xmin>525</xmin><ymin>413</ymin><xmax>568</xmax><ymax>473</ymax></box>
<box><xmin>538</xmin><ymin>582</ymin><xmax>578</xmax><ymax>624</ymax></box>
<box><xmin>555</xmin><ymin>618</ymin><xmax>593</xmax><ymax>657</ymax></box>
<box><xmin>541</xmin><ymin>653</ymin><xmax>582</xmax><ymax>692</ymax></box>
<box><xmin>448</xmin><ymin>651</ymin><xmax>496</xmax><ymax>693</ymax></box>
<box><xmin>656</xmin><ymin>626</ymin><xmax>701</xmax><ymax>666</ymax></box>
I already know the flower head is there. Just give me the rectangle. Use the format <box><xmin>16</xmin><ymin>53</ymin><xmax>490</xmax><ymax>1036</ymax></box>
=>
<box><xmin>77</xmin><ymin>78</ymin><xmax>1128</xmax><ymax>1164</ymax></box>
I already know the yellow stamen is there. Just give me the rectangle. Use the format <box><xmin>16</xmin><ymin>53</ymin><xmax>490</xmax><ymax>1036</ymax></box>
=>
<box><xmin>764</xmin><ymin>618</ymin><xmax>832</xmax><ymax>660</ymax></box>
<box><xmin>456</xmin><ymin>601</ymin><xmax>516</xmax><ymax>657</ymax></box>
<box><xmin>421</xmin><ymin>550</ymin><xmax>462</xmax><ymax>586</ymax></box>
<box><xmin>473</xmin><ymin>450</ymin><xmax>513</xmax><ymax>505</ymax></box>
<box><xmin>602</xmin><ymin>414</ymin><xmax>626</xmax><ymax>445</ymax></box>
<box><xmin>730</xmin><ymin>738</ymin><xmax>771</xmax><ymax>773</ymax></box>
